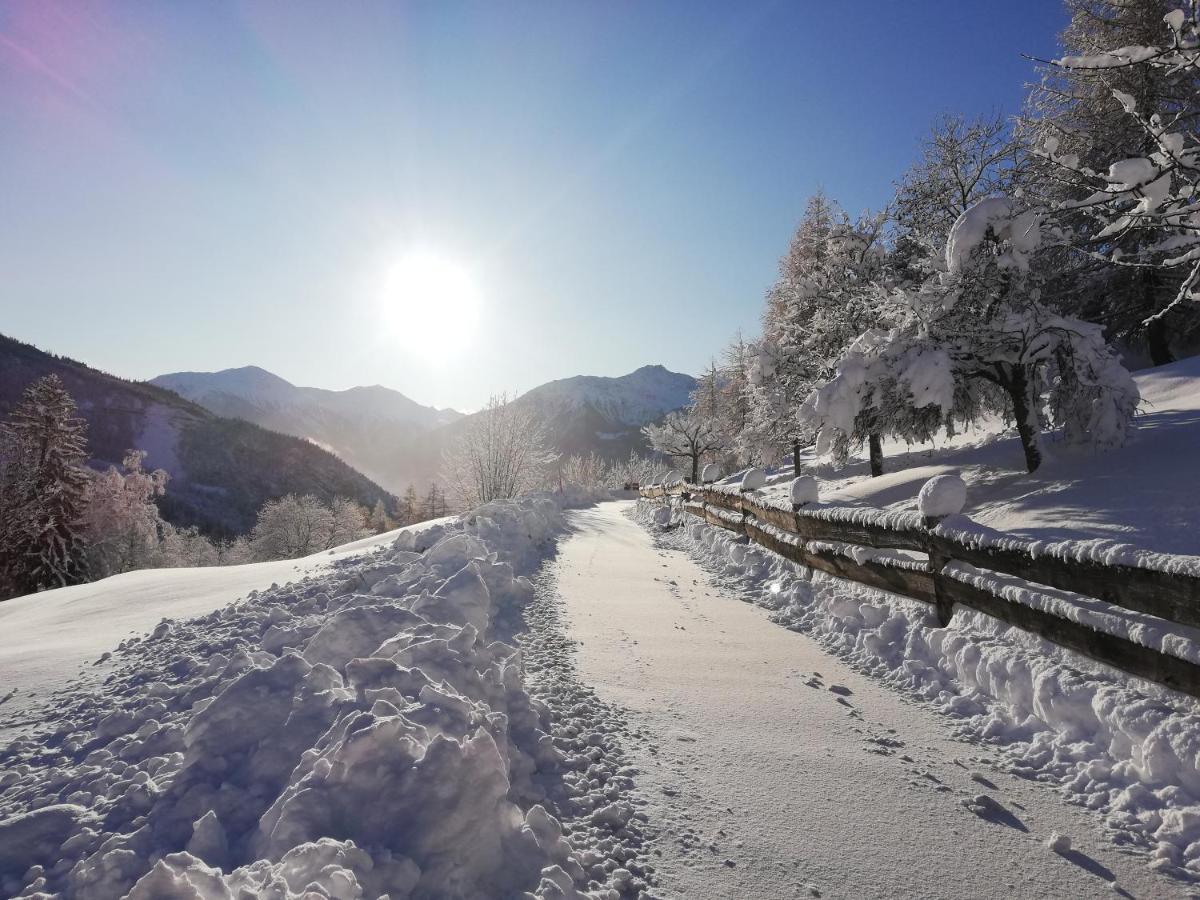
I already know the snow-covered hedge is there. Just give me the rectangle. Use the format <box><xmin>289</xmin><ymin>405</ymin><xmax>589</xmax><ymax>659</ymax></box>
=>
<box><xmin>0</xmin><ymin>493</ymin><xmax>614</xmax><ymax>900</ymax></box>
<box><xmin>634</xmin><ymin>499</ymin><xmax>1200</xmax><ymax>879</ymax></box>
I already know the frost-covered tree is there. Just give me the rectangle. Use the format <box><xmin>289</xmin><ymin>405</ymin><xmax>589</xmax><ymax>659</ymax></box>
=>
<box><xmin>806</xmin><ymin>197</ymin><xmax>1140</xmax><ymax>473</ymax></box>
<box><xmin>330</xmin><ymin>497</ymin><xmax>369</xmax><ymax>547</ymax></box>
<box><xmin>369</xmin><ymin>498</ymin><xmax>391</xmax><ymax>534</ymax></box>
<box><xmin>160</xmin><ymin>525</ymin><xmax>222</xmax><ymax>568</ymax></box>
<box><xmin>642</xmin><ymin>407</ymin><xmax>724</xmax><ymax>483</ymax></box>
<box><xmin>249</xmin><ymin>494</ymin><xmax>365</xmax><ymax>560</ymax></box>
<box><xmin>611</xmin><ymin>450</ymin><xmax>659</xmax><ymax>489</ymax></box>
<box><xmin>399</xmin><ymin>485</ymin><xmax>420</xmax><ymax>524</ymax></box>
<box><xmin>0</xmin><ymin>375</ymin><xmax>91</xmax><ymax>597</ymax></box>
<box><xmin>751</xmin><ymin>194</ymin><xmax>894</xmax><ymax>471</ymax></box>
<box><xmin>442</xmin><ymin>394</ymin><xmax>558</xmax><ymax>508</ymax></box>
<box><xmin>893</xmin><ymin>114</ymin><xmax>1023</xmax><ymax>264</ymax></box>
<box><xmin>78</xmin><ymin>450</ymin><xmax>170</xmax><ymax>578</ymax></box>
<box><xmin>1024</xmin><ymin>0</ymin><xmax>1200</xmax><ymax>362</ymax></box>
<box><xmin>560</xmin><ymin>453</ymin><xmax>611</xmax><ymax>490</ymax></box>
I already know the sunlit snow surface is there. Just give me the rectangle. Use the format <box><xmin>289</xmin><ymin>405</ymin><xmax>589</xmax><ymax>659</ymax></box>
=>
<box><xmin>0</xmin><ymin>497</ymin><xmax>630</xmax><ymax>899</ymax></box>
<box><xmin>730</xmin><ymin>355</ymin><xmax>1200</xmax><ymax>557</ymax></box>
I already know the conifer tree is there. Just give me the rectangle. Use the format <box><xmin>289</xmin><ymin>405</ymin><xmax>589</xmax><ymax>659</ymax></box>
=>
<box><xmin>0</xmin><ymin>375</ymin><xmax>92</xmax><ymax>596</ymax></box>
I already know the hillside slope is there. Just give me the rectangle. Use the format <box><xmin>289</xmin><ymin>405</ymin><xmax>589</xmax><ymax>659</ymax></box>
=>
<box><xmin>739</xmin><ymin>355</ymin><xmax>1200</xmax><ymax>556</ymax></box>
<box><xmin>392</xmin><ymin>364</ymin><xmax>699</xmax><ymax>487</ymax></box>
<box><xmin>0</xmin><ymin>334</ymin><xmax>395</xmax><ymax>536</ymax></box>
<box><xmin>152</xmin><ymin>367</ymin><xmax>461</xmax><ymax>491</ymax></box>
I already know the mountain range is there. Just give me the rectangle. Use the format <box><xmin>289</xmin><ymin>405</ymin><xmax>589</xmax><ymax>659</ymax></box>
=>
<box><xmin>1</xmin><ymin>331</ymin><xmax>695</xmax><ymax>533</ymax></box>
<box><xmin>0</xmin><ymin>334</ymin><xmax>396</xmax><ymax>537</ymax></box>
<box><xmin>153</xmin><ymin>363</ymin><xmax>697</xmax><ymax>492</ymax></box>
<box><xmin>151</xmin><ymin>366</ymin><xmax>463</xmax><ymax>492</ymax></box>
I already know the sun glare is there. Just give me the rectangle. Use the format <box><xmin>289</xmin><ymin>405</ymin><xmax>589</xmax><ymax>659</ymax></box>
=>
<box><xmin>381</xmin><ymin>250</ymin><xmax>481</xmax><ymax>357</ymax></box>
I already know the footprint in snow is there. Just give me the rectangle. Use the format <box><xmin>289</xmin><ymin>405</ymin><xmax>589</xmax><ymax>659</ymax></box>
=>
<box><xmin>828</xmin><ymin>684</ymin><xmax>853</xmax><ymax>697</ymax></box>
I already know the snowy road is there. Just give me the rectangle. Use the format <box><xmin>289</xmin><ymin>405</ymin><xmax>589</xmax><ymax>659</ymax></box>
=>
<box><xmin>551</xmin><ymin>501</ymin><xmax>1183</xmax><ymax>899</ymax></box>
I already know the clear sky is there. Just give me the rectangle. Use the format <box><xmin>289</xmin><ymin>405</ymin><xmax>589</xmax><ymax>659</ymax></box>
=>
<box><xmin>1</xmin><ymin>1</ymin><xmax>1066</xmax><ymax>411</ymax></box>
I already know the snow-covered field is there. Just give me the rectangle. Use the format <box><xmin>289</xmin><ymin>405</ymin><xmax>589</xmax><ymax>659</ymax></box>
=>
<box><xmin>635</xmin><ymin>499</ymin><xmax>1200</xmax><ymax>887</ymax></box>
<box><xmin>0</xmin><ymin>525</ymin><xmax>437</xmax><ymax>738</ymax></box>
<box><xmin>736</xmin><ymin>355</ymin><xmax>1200</xmax><ymax>556</ymax></box>
<box><xmin>0</xmin><ymin>494</ymin><xmax>640</xmax><ymax>899</ymax></box>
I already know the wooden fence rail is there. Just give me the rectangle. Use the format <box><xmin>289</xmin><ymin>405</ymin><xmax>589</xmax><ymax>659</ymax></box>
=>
<box><xmin>640</xmin><ymin>482</ymin><xmax>1200</xmax><ymax>699</ymax></box>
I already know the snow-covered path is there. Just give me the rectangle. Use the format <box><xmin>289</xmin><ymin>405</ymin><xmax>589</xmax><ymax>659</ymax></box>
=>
<box><xmin>552</xmin><ymin>501</ymin><xmax>1182</xmax><ymax>899</ymax></box>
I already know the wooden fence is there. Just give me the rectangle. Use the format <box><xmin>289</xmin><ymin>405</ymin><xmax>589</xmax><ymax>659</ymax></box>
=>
<box><xmin>639</xmin><ymin>481</ymin><xmax>1200</xmax><ymax>699</ymax></box>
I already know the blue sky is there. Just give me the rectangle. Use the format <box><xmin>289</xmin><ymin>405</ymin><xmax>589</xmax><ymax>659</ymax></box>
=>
<box><xmin>1</xmin><ymin>1</ymin><xmax>1065</xmax><ymax>411</ymax></box>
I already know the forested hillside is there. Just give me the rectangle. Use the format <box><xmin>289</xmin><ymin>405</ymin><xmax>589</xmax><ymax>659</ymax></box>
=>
<box><xmin>0</xmin><ymin>334</ymin><xmax>395</xmax><ymax>536</ymax></box>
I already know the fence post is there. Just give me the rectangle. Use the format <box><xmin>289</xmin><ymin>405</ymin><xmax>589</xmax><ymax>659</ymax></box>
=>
<box><xmin>918</xmin><ymin>474</ymin><xmax>968</xmax><ymax>628</ymax></box>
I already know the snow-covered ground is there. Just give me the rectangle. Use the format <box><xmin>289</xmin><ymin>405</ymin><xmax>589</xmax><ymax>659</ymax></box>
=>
<box><xmin>634</xmin><ymin>498</ymin><xmax>1200</xmax><ymax>890</ymax></box>
<box><xmin>0</xmin><ymin>495</ymin><xmax>639</xmax><ymax>900</ymax></box>
<box><xmin>557</xmin><ymin>502</ymin><xmax>1186</xmax><ymax>898</ymax></box>
<box><xmin>0</xmin><ymin>523</ymin><xmax>446</xmax><ymax>739</ymax></box>
<box><xmin>734</xmin><ymin>355</ymin><xmax>1200</xmax><ymax>556</ymax></box>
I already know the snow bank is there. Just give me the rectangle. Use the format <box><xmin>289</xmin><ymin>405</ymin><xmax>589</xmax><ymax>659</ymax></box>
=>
<box><xmin>634</xmin><ymin>499</ymin><xmax>1200</xmax><ymax>880</ymax></box>
<box><xmin>917</xmin><ymin>473</ymin><xmax>967</xmax><ymax>519</ymax></box>
<box><xmin>0</xmin><ymin>493</ymin><xmax>617</xmax><ymax>900</ymax></box>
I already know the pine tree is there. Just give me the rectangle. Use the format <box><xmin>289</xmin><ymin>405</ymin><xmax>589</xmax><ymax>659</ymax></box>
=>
<box><xmin>750</xmin><ymin>193</ymin><xmax>893</xmax><ymax>471</ymax></box>
<box><xmin>401</xmin><ymin>485</ymin><xmax>419</xmax><ymax>524</ymax></box>
<box><xmin>0</xmin><ymin>375</ymin><xmax>92</xmax><ymax>596</ymax></box>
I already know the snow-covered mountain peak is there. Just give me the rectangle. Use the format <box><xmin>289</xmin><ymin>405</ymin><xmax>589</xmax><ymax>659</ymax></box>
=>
<box><xmin>526</xmin><ymin>365</ymin><xmax>696</xmax><ymax>426</ymax></box>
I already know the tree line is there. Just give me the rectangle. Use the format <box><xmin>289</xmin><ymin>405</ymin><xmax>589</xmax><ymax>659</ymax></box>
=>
<box><xmin>645</xmin><ymin>1</ymin><xmax>1200</xmax><ymax>482</ymax></box>
<box><xmin>0</xmin><ymin>375</ymin><xmax>435</xmax><ymax>600</ymax></box>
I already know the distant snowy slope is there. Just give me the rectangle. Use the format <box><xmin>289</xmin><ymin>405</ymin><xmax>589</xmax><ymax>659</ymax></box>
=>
<box><xmin>414</xmin><ymin>364</ymin><xmax>700</xmax><ymax>475</ymax></box>
<box><xmin>520</xmin><ymin>364</ymin><xmax>697</xmax><ymax>426</ymax></box>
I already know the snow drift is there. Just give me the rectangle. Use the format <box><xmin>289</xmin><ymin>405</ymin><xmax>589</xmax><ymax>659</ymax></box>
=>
<box><xmin>0</xmin><ymin>493</ymin><xmax>615</xmax><ymax>900</ymax></box>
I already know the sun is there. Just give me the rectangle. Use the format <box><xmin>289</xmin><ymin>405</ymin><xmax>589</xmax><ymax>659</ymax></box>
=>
<box><xmin>381</xmin><ymin>250</ymin><xmax>482</xmax><ymax>357</ymax></box>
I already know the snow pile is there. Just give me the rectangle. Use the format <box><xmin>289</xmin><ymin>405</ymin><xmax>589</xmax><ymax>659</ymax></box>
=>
<box><xmin>917</xmin><ymin>473</ymin><xmax>967</xmax><ymax>519</ymax></box>
<box><xmin>700</xmin><ymin>463</ymin><xmax>721</xmax><ymax>484</ymax></box>
<box><xmin>945</xmin><ymin>197</ymin><xmax>1042</xmax><ymax>274</ymax></box>
<box><xmin>740</xmin><ymin>468</ymin><xmax>766</xmax><ymax>492</ymax></box>
<box><xmin>790</xmin><ymin>476</ymin><xmax>819</xmax><ymax>507</ymax></box>
<box><xmin>0</xmin><ymin>494</ymin><xmax>622</xmax><ymax>900</ymax></box>
<box><xmin>634</xmin><ymin>499</ymin><xmax>1200</xmax><ymax>880</ymax></box>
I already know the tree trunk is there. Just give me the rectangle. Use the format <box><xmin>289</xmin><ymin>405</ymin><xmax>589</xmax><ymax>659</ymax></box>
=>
<box><xmin>868</xmin><ymin>433</ymin><xmax>884</xmax><ymax>477</ymax></box>
<box><xmin>1147</xmin><ymin>316</ymin><xmax>1174</xmax><ymax>367</ymax></box>
<box><xmin>690</xmin><ymin>454</ymin><xmax>699</xmax><ymax>484</ymax></box>
<box><xmin>792</xmin><ymin>441</ymin><xmax>802</xmax><ymax>475</ymax></box>
<box><xmin>1005</xmin><ymin>367</ymin><xmax>1042</xmax><ymax>473</ymax></box>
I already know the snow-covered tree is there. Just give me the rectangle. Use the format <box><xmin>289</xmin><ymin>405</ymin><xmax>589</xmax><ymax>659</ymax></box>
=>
<box><xmin>559</xmin><ymin>453</ymin><xmax>611</xmax><ymax>490</ymax></box>
<box><xmin>78</xmin><ymin>450</ymin><xmax>170</xmax><ymax>578</ymax></box>
<box><xmin>442</xmin><ymin>394</ymin><xmax>558</xmax><ymax>508</ymax></box>
<box><xmin>893</xmin><ymin>114</ymin><xmax>1023</xmax><ymax>264</ymax></box>
<box><xmin>611</xmin><ymin>450</ymin><xmax>659</xmax><ymax>489</ymax></box>
<box><xmin>248</xmin><ymin>494</ymin><xmax>365</xmax><ymax>560</ymax></box>
<box><xmin>159</xmin><ymin>524</ymin><xmax>222</xmax><ymax>568</ymax></box>
<box><xmin>0</xmin><ymin>375</ymin><xmax>92</xmax><ymax>597</ymax></box>
<box><xmin>369</xmin><ymin>498</ymin><xmax>391</xmax><ymax>534</ymax></box>
<box><xmin>330</xmin><ymin>497</ymin><xmax>369</xmax><ymax>547</ymax></box>
<box><xmin>1031</xmin><ymin>5</ymin><xmax>1200</xmax><ymax>353</ymax></box>
<box><xmin>1024</xmin><ymin>0</ymin><xmax>1200</xmax><ymax>362</ymax></box>
<box><xmin>642</xmin><ymin>407</ymin><xmax>724</xmax><ymax>483</ymax></box>
<box><xmin>805</xmin><ymin>197</ymin><xmax>1140</xmax><ymax>473</ymax></box>
<box><xmin>399</xmin><ymin>485</ymin><xmax>420</xmax><ymax>524</ymax></box>
<box><xmin>750</xmin><ymin>194</ymin><xmax>895</xmax><ymax>471</ymax></box>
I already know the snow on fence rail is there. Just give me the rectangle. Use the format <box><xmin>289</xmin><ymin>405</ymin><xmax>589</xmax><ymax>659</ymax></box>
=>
<box><xmin>640</xmin><ymin>481</ymin><xmax>1200</xmax><ymax>699</ymax></box>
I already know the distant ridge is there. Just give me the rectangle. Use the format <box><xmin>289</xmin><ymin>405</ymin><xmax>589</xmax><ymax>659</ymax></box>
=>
<box><xmin>0</xmin><ymin>334</ymin><xmax>396</xmax><ymax>536</ymax></box>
